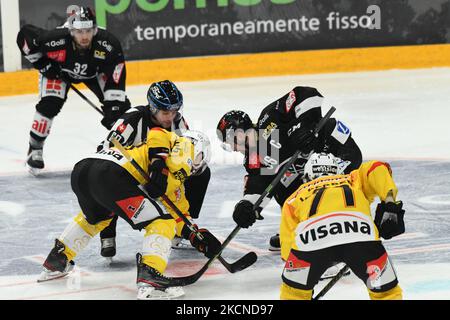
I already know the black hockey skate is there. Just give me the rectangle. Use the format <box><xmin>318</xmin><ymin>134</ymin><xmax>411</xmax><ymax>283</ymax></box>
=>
<box><xmin>100</xmin><ymin>237</ymin><xmax>116</xmax><ymax>259</ymax></box>
<box><xmin>38</xmin><ymin>239</ymin><xmax>74</xmax><ymax>282</ymax></box>
<box><xmin>269</xmin><ymin>233</ymin><xmax>281</xmax><ymax>251</ymax></box>
<box><xmin>26</xmin><ymin>145</ymin><xmax>44</xmax><ymax>175</ymax></box>
<box><xmin>136</xmin><ymin>253</ymin><xmax>184</xmax><ymax>300</ymax></box>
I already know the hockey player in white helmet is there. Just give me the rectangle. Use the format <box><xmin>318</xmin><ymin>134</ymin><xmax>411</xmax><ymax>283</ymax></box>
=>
<box><xmin>97</xmin><ymin>80</ymin><xmax>212</xmax><ymax>258</ymax></box>
<box><xmin>38</xmin><ymin>127</ymin><xmax>219</xmax><ymax>299</ymax></box>
<box><xmin>278</xmin><ymin>153</ymin><xmax>405</xmax><ymax>300</ymax></box>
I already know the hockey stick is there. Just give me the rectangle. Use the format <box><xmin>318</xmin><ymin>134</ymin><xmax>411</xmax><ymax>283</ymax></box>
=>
<box><xmin>110</xmin><ymin>137</ymin><xmax>257</xmax><ymax>274</ymax></box>
<box><xmin>313</xmin><ymin>265</ymin><xmax>350</xmax><ymax>300</ymax></box>
<box><xmin>163</xmin><ymin>106</ymin><xmax>337</xmax><ymax>287</ymax></box>
<box><xmin>70</xmin><ymin>84</ymin><xmax>104</xmax><ymax>115</ymax></box>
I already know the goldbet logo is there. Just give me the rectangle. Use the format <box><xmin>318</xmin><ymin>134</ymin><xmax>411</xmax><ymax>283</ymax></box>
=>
<box><xmin>95</xmin><ymin>0</ymin><xmax>296</xmax><ymax>28</ymax></box>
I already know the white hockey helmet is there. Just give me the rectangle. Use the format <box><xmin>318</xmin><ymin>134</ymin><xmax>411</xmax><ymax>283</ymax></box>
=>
<box><xmin>183</xmin><ymin>130</ymin><xmax>211</xmax><ymax>176</ymax></box>
<box><xmin>304</xmin><ymin>153</ymin><xmax>343</xmax><ymax>181</ymax></box>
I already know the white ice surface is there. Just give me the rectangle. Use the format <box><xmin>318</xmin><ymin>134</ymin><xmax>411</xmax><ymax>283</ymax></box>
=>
<box><xmin>1</xmin><ymin>67</ymin><xmax>450</xmax><ymax>300</ymax></box>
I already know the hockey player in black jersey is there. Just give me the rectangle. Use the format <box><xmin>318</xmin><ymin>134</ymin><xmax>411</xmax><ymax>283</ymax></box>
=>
<box><xmin>17</xmin><ymin>6</ymin><xmax>130</xmax><ymax>175</ymax></box>
<box><xmin>97</xmin><ymin>80</ymin><xmax>211</xmax><ymax>258</ymax></box>
<box><xmin>217</xmin><ymin>86</ymin><xmax>362</xmax><ymax>251</ymax></box>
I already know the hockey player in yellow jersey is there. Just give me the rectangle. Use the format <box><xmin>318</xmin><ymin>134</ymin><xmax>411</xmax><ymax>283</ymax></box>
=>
<box><xmin>279</xmin><ymin>153</ymin><xmax>405</xmax><ymax>300</ymax></box>
<box><xmin>38</xmin><ymin>127</ymin><xmax>219</xmax><ymax>299</ymax></box>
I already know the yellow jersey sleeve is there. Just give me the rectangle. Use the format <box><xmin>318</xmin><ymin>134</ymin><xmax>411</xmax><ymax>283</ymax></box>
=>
<box><xmin>280</xmin><ymin>195</ymin><xmax>302</xmax><ymax>261</ymax></box>
<box><xmin>355</xmin><ymin>161</ymin><xmax>398</xmax><ymax>203</ymax></box>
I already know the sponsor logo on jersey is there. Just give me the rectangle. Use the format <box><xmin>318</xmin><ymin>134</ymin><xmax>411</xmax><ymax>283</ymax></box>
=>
<box><xmin>298</xmin><ymin>213</ymin><xmax>372</xmax><ymax>246</ymax></box>
<box><xmin>94</xmin><ymin>50</ymin><xmax>106</xmax><ymax>59</ymax></box>
<box><xmin>285</xmin><ymin>90</ymin><xmax>296</xmax><ymax>113</ymax></box>
<box><xmin>367</xmin><ymin>252</ymin><xmax>388</xmax><ymax>282</ymax></box>
<box><xmin>173</xmin><ymin>169</ymin><xmax>188</xmax><ymax>183</ymax></box>
<box><xmin>258</xmin><ymin>113</ymin><xmax>269</xmax><ymax>127</ymax></box>
<box><xmin>97</xmin><ymin>40</ymin><xmax>113</xmax><ymax>52</ymax></box>
<box><xmin>116</xmin><ymin>196</ymin><xmax>145</xmax><ymax>220</ymax></box>
<box><xmin>45</xmin><ymin>39</ymin><xmax>66</xmax><ymax>47</ymax></box>
<box><xmin>285</xmin><ymin>252</ymin><xmax>310</xmax><ymax>270</ymax></box>
<box><xmin>283</xmin><ymin>251</ymin><xmax>311</xmax><ymax>285</ymax></box>
<box><xmin>46</xmin><ymin>49</ymin><xmax>67</xmax><ymax>62</ymax></box>
<box><xmin>337</xmin><ymin>120</ymin><xmax>350</xmax><ymax>134</ymax></box>
<box><xmin>287</xmin><ymin>122</ymin><xmax>302</xmax><ymax>137</ymax></box>
<box><xmin>96</xmin><ymin>149</ymin><xmax>124</xmax><ymax>161</ymax></box>
<box><xmin>331</xmin><ymin>120</ymin><xmax>351</xmax><ymax>144</ymax></box>
<box><xmin>262</xmin><ymin>122</ymin><xmax>277</xmax><ymax>140</ymax></box>
<box><xmin>113</xmin><ymin>63</ymin><xmax>124</xmax><ymax>84</ymax></box>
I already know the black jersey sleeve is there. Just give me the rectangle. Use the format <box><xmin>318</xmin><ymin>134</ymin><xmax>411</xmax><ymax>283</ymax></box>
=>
<box><xmin>16</xmin><ymin>25</ymin><xmax>68</xmax><ymax>70</ymax></box>
<box><xmin>96</xmin><ymin>106</ymin><xmax>147</xmax><ymax>152</ymax></box>
<box><xmin>95</xmin><ymin>30</ymin><xmax>127</xmax><ymax>104</ymax></box>
<box><xmin>319</xmin><ymin>118</ymin><xmax>363</xmax><ymax>173</ymax></box>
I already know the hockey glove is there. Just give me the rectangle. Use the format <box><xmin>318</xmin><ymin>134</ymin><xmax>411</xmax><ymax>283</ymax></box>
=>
<box><xmin>144</xmin><ymin>159</ymin><xmax>169</xmax><ymax>198</ymax></box>
<box><xmin>37</xmin><ymin>60</ymin><xmax>63</xmax><ymax>80</ymax></box>
<box><xmin>374</xmin><ymin>201</ymin><xmax>405</xmax><ymax>240</ymax></box>
<box><xmin>289</xmin><ymin>126</ymin><xmax>317</xmax><ymax>154</ymax></box>
<box><xmin>189</xmin><ymin>228</ymin><xmax>221</xmax><ymax>258</ymax></box>
<box><xmin>101</xmin><ymin>102</ymin><xmax>130</xmax><ymax>130</ymax></box>
<box><xmin>232</xmin><ymin>200</ymin><xmax>263</xmax><ymax>229</ymax></box>
<box><xmin>106</xmin><ymin>129</ymin><xmax>126</xmax><ymax>145</ymax></box>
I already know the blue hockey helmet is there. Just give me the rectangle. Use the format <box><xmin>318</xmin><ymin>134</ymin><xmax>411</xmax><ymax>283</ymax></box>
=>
<box><xmin>147</xmin><ymin>80</ymin><xmax>183</xmax><ymax>114</ymax></box>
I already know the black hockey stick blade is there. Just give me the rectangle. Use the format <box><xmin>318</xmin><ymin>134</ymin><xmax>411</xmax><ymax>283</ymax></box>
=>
<box><xmin>218</xmin><ymin>251</ymin><xmax>257</xmax><ymax>273</ymax></box>
<box><xmin>313</xmin><ymin>265</ymin><xmax>350</xmax><ymax>300</ymax></box>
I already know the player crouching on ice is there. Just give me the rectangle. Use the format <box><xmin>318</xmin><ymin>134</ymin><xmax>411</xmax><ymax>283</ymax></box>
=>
<box><xmin>38</xmin><ymin>128</ymin><xmax>220</xmax><ymax>299</ymax></box>
<box><xmin>278</xmin><ymin>153</ymin><xmax>405</xmax><ymax>300</ymax></box>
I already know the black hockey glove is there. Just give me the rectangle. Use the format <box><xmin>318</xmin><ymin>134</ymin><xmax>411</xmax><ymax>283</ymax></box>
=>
<box><xmin>289</xmin><ymin>126</ymin><xmax>317</xmax><ymax>154</ymax></box>
<box><xmin>106</xmin><ymin>129</ymin><xmax>126</xmax><ymax>145</ymax></box>
<box><xmin>101</xmin><ymin>102</ymin><xmax>129</xmax><ymax>130</ymax></box>
<box><xmin>37</xmin><ymin>59</ymin><xmax>63</xmax><ymax>80</ymax></box>
<box><xmin>96</xmin><ymin>129</ymin><xmax>125</xmax><ymax>152</ymax></box>
<box><xmin>232</xmin><ymin>200</ymin><xmax>263</xmax><ymax>229</ymax></box>
<box><xmin>189</xmin><ymin>228</ymin><xmax>221</xmax><ymax>258</ymax></box>
<box><xmin>144</xmin><ymin>159</ymin><xmax>169</xmax><ymax>198</ymax></box>
<box><xmin>374</xmin><ymin>201</ymin><xmax>405</xmax><ymax>240</ymax></box>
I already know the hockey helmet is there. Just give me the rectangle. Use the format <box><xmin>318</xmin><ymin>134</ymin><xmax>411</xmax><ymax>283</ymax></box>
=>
<box><xmin>147</xmin><ymin>80</ymin><xmax>183</xmax><ymax>115</ymax></box>
<box><xmin>304</xmin><ymin>153</ymin><xmax>343</xmax><ymax>181</ymax></box>
<box><xmin>183</xmin><ymin>130</ymin><xmax>211</xmax><ymax>176</ymax></box>
<box><xmin>68</xmin><ymin>6</ymin><xmax>97</xmax><ymax>34</ymax></box>
<box><xmin>216</xmin><ymin>110</ymin><xmax>253</xmax><ymax>151</ymax></box>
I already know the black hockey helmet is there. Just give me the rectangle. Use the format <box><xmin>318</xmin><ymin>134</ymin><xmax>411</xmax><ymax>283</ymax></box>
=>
<box><xmin>68</xmin><ymin>6</ymin><xmax>97</xmax><ymax>32</ymax></box>
<box><xmin>147</xmin><ymin>80</ymin><xmax>183</xmax><ymax>115</ymax></box>
<box><xmin>216</xmin><ymin>110</ymin><xmax>254</xmax><ymax>147</ymax></box>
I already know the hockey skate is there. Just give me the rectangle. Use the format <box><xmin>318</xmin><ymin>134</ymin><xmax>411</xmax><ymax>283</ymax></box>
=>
<box><xmin>26</xmin><ymin>145</ymin><xmax>44</xmax><ymax>176</ymax></box>
<box><xmin>269</xmin><ymin>233</ymin><xmax>281</xmax><ymax>251</ymax></box>
<box><xmin>100</xmin><ymin>237</ymin><xmax>116</xmax><ymax>260</ymax></box>
<box><xmin>38</xmin><ymin>239</ymin><xmax>74</xmax><ymax>282</ymax></box>
<box><xmin>136</xmin><ymin>253</ymin><xmax>184</xmax><ymax>300</ymax></box>
<box><xmin>171</xmin><ymin>235</ymin><xmax>193</xmax><ymax>250</ymax></box>
<box><xmin>320</xmin><ymin>262</ymin><xmax>351</xmax><ymax>281</ymax></box>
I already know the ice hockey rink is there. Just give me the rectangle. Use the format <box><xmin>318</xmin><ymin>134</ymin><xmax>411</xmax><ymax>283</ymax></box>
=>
<box><xmin>0</xmin><ymin>67</ymin><xmax>450</xmax><ymax>300</ymax></box>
